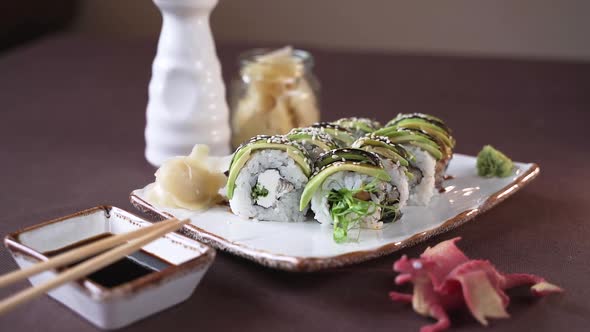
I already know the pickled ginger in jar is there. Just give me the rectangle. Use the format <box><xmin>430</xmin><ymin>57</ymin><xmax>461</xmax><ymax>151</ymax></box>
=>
<box><xmin>229</xmin><ymin>47</ymin><xmax>320</xmax><ymax>148</ymax></box>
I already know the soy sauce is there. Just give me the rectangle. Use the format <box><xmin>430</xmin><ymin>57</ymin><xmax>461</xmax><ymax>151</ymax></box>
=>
<box><xmin>83</xmin><ymin>256</ymin><xmax>157</xmax><ymax>288</ymax></box>
<box><xmin>44</xmin><ymin>233</ymin><xmax>170</xmax><ymax>288</ymax></box>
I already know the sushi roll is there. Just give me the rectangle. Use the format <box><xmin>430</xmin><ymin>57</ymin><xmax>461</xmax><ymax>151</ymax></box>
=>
<box><xmin>385</xmin><ymin>113</ymin><xmax>455</xmax><ymax>188</ymax></box>
<box><xmin>226</xmin><ymin>135</ymin><xmax>313</xmax><ymax>222</ymax></box>
<box><xmin>299</xmin><ymin>148</ymin><xmax>399</xmax><ymax>243</ymax></box>
<box><xmin>351</xmin><ymin>135</ymin><xmax>412</xmax><ymax>210</ymax></box>
<box><xmin>286</xmin><ymin>127</ymin><xmax>340</xmax><ymax>161</ymax></box>
<box><xmin>371</xmin><ymin>127</ymin><xmax>442</xmax><ymax>205</ymax></box>
<box><xmin>310</xmin><ymin>122</ymin><xmax>356</xmax><ymax>147</ymax></box>
<box><xmin>333</xmin><ymin>117</ymin><xmax>382</xmax><ymax>138</ymax></box>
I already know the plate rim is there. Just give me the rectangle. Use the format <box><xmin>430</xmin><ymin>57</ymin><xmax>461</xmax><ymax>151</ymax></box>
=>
<box><xmin>130</xmin><ymin>162</ymin><xmax>540</xmax><ymax>272</ymax></box>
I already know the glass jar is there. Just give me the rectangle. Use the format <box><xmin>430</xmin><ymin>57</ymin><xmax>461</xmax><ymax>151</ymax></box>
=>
<box><xmin>229</xmin><ymin>47</ymin><xmax>321</xmax><ymax>149</ymax></box>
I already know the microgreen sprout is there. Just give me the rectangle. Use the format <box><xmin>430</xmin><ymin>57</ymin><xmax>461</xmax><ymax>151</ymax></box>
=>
<box><xmin>328</xmin><ymin>180</ymin><xmax>399</xmax><ymax>243</ymax></box>
<box><xmin>251</xmin><ymin>184</ymin><xmax>269</xmax><ymax>200</ymax></box>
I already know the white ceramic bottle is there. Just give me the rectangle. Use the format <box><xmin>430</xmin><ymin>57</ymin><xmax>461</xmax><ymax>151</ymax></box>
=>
<box><xmin>145</xmin><ymin>0</ymin><xmax>230</xmax><ymax>166</ymax></box>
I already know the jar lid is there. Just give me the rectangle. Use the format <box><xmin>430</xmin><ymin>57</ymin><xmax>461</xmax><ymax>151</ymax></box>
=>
<box><xmin>238</xmin><ymin>47</ymin><xmax>313</xmax><ymax>84</ymax></box>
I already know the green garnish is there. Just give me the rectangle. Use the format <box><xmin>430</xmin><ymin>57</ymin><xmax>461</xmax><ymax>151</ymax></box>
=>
<box><xmin>476</xmin><ymin>145</ymin><xmax>514</xmax><ymax>178</ymax></box>
<box><xmin>299</xmin><ymin>163</ymin><xmax>391</xmax><ymax>211</ymax></box>
<box><xmin>251</xmin><ymin>184</ymin><xmax>269</xmax><ymax>200</ymax></box>
<box><xmin>328</xmin><ymin>181</ymin><xmax>399</xmax><ymax>243</ymax></box>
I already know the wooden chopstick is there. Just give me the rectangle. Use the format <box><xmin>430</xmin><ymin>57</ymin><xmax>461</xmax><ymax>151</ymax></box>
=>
<box><xmin>0</xmin><ymin>218</ymin><xmax>189</xmax><ymax>315</ymax></box>
<box><xmin>0</xmin><ymin>218</ymin><xmax>181</xmax><ymax>288</ymax></box>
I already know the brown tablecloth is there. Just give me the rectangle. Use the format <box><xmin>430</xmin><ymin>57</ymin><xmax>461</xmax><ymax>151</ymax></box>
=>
<box><xmin>1</xmin><ymin>34</ymin><xmax>589</xmax><ymax>331</ymax></box>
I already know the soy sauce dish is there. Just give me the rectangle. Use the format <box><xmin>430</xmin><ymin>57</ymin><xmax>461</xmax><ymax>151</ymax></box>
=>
<box><xmin>3</xmin><ymin>206</ymin><xmax>215</xmax><ymax>330</ymax></box>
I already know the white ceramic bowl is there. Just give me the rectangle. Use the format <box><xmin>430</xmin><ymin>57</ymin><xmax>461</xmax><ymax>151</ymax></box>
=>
<box><xmin>4</xmin><ymin>206</ymin><xmax>215</xmax><ymax>330</ymax></box>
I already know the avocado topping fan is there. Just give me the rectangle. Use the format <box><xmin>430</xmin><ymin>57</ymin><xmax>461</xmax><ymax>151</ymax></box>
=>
<box><xmin>226</xmin><ymin>135</ymin><xmax>312</xmax><ymax>199</ymax></box>
<box><xmin>387</xmin><ymin>113</ymin><xmax>450</xmax><ymax>134</ymax></box>
<box><xmin>333</xmin><ymin>117</ymin><xmax>382</xmax><ymax>136</ymax></box>
<box><xmin>383</xmin><ymin>113</ymin><xmax>455</xmax><ymax>159</ymax></box>
<box><xmin>286</xmin><ymin>127</ymin><xmax>340</xmax><ymax>152</ymax></box>
<box><xmin>310</xmin><ymin>122</ymin><xmax>356</xmax><ymax>147</ymax></box>
<box><xmin>372</xmin><ymin>127</ymin><xmax>443</xmax><ymax>160</ymax></box>
<box><xmin>351</xmin><ymin>135</ymin><xmax>413</xmax><ymax>166</ymax></box>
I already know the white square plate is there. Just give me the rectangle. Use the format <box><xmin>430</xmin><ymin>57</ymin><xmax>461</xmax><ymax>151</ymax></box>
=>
<box><xmin>130</xmin><ymin>154</ymin><xmax>538</xmax><ymax>272</ymax></box>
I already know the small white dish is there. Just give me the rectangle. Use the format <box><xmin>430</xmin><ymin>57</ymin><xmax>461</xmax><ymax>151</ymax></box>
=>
<box><xmin>131</xmin><ymin>154</ymin><xmax>538</xmax><ymax>272</ymax></box>
<box><xmin>4</xmin><ymin>206</ymin><xmax>215</xmax><ymax>330</ymax></box>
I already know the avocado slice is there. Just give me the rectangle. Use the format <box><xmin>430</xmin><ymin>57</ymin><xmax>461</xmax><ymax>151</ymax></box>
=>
<box><xmin>226</xmin><ymin>142</ymin><xmax>312</xmax><ymax>199</ymax></box>
<box><xmin>390</xmin><ymin>118</ymin><xmax>455</xmax><ymax>149</ymax></box>
<box><xmin>408</xmin><ymin>141</ymin><xmax>444</xmax><ymax>160</ymax></box>
<box><xmin>362</xmin><ymin>146</ymin><xmax>410</xmax><ymax>167</ymax></box>
<box><xmin>229</xmin><ymin>135</ymin><xmax>273</xmax><ymax>171</ymax></box>
<box><xmin>372</xmin><ymin>128</ymin><xmax>443</xmax><ymax>160</ymax></box>
<box><xmin>341</xmin><ymin>121</ymin><xmax>373</xmax><ymax>134</ymax></box>
<box><xmin>311</xmin><ymin>122</ymin><xmax>355</xmax><ymax>146</ymax></box>
<box><xmin>286</xmin><ymin>132</ymin><xmax>336</xmax><ymax>152</ymax></box>
<box><xmin>396</xmin><ymin>127</ymin><xmax>453</xmax><ymax>160</ymax></box>
<box><xmin>299</xmin><ymin>163</ymin><xmax>391</xmax><ymax>211</ymax></box>
<box><xmin>323</xmin><ymin>128</ymin><xmax>355</xmax><ymax>146</ymax></box>
<box><xmin>387</xmin><ymin>113</ymin><xmax>450</xmax><ymax>134</ymax></box>
<box><xmin>315</xmin><ymin>148</ymin><xmax>382</xmax><ymax>170</ymax></box>
<box><xmin>351</xmin><ymin>137</ymin><xmax>411</xmax><ymax>166</ymax></box>
<box><xmin>334</xmin><ymin>117</ymin><xmax>381</xmax><ymax>134</ymax></box>
<box><xmin>226</xmin><ymin>149</ymin><xmax>251</xmax><ymax>199</ymax></box>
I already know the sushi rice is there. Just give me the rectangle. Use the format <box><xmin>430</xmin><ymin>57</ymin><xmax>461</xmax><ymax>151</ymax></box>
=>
<box><xmin>230</xmin><ymin>149</ymin><xmax>309</xmax><ymax>222</ymax></box>
<box><xmin>404</xmin><ymin>145</ymin><xmax>436</xmax><ymax>205</ymax></box>
<box><xmin>381</xmin><ymin>158</ymin><xmax>410</xmax><ymax>209</ymax></box>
